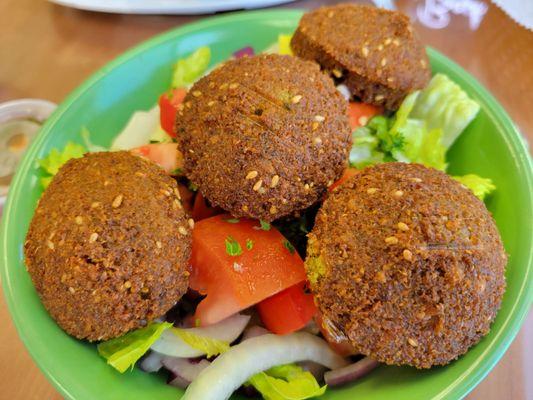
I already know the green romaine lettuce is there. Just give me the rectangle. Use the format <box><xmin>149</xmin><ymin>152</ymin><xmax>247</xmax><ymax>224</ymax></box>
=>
<box><xmin>349</xmin><ymin>73</ymin><xmax>480</xmax><ymax>171</ymax></box>
<box><xmin>97</xmin><ymin>322</ymin><xmax>172</xmax><ymax>373</ymax></box>
<box><xmin>171</xmin><ymin>328</ymin><xmax>230</xmax><ymax>358</ymax></box>
<box><xmin>395</xmin><ymin>121</ymin><xmax>447</xmax><ymax>171</ymax></box>
<box><xmin>248</xmin><ymin>364</ymin><xmax>327</xmax><ymax>400</ymax></box>
<box><xmin>390</xmin><ymin>91</ymin><xmax>419</xmax><ymax>133</ymax></box>
<box><xmin>38</xmin><ymin>142</ymin><xmax>86</xmax><ymax>188</ymax></box>
<box><xmin>350</xmin><ymin>110</ymin><xmax>446</xmax><ymax>171</ymax></box>
<box><xmin>348</xmin><ymin>73</ymin><xmax>491</xmax><ymax>194</ymax></box>
<box><xmin>172</xmin><ymin>47</ymin><xmax>211</xmax><ymax>89</ymax></box>
<box><xmin>410</xmin><ymin>73</ymin><xmax>480</xmax><ymax>148</ymax></box>
<box><xmin>368</xmin><ymin>91</ymin><xmax>447</xmax><ymax>170</ymax></box>
<box><xmin>349</xmin><ymin>124</ymin><xmax>384</xmax><ymax>168</ymax></box>
<box><xmin>453</xmin><ymin>174</ymin><xmax>496</xmax><ymax>200</ymax></box>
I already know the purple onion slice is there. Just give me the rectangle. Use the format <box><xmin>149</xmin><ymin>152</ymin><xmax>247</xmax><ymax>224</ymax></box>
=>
<box><xmin>233</xmin><ymin>46</ymin><xmax>255</xmax><ymax>58</ymax></box>
<box><xmin>324</xmin><ymin>357</ymin><xmax>379</xmax><ymax>387</ymax></box>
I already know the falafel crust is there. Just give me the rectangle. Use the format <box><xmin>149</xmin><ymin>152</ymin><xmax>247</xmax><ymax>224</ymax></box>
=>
<box><xmin>306</xmin><ymin>163</ymin><xmax>506</xmax><ymax>368</ymax></box>
<box><xmin>176</xmin><ymin>54</ymin><xmax>351</xmax><ymax>222</ymax></box>
<box><xmin>291</xmin><ymin>4</ymin><xmax>431</xmax><ymax>110</ymax></box>
<box><xmin>24</xmin><ymin>152</ymin><xmax>192</xmax><ymax>341</ymax></box>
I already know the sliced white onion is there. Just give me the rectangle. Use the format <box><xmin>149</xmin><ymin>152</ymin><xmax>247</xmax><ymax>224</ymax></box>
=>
<box><xmin>111</xmin><ymin>106</ymin><xmax>160</xmax><ymax>150</ymax></box>
<box><xmin>324</xmin><ymin>357</ymin><xmax>379</xmax><ymax>387</ymax></box>
<box><xmin>139</xmin><ymin>351</ymin><xmax>164</xmax><ymax>373</ymax></box>
<box><xmin>164</xmin><ymin>357</ymin><xmax>211</xmax><ymax>389</ymax></box>
<box><xmin>181</xmin><ymin>332</ymin><xmax>349</xmax><ymax>400</ymax></box>
<box><xmin>241</xmin><ymin>325</ymin><xmax>269</xmax><ymax>341</ymax></box>
<box><xmin>242</xmin><ymin>326</ymin><xmax>329</xmax><ymax>380</ymax></box>
<box><xmin>336</xmin><ymin>84</ymin><xmax>351</xmax><ymax>101</ymax></box>
<box><xmin>151</xmin><ymin>313</ymin><xmax>250</xmax><ymax>358</ymax></box>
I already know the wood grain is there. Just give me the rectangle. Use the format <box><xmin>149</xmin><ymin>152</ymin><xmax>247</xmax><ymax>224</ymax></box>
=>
<box><xmin>0</xmin><ymin>0</ymin><xmax>531</xmax><ymax>399</ymax></box>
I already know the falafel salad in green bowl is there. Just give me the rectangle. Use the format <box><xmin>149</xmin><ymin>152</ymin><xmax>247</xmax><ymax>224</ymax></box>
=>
<box><xmin>1</xmin><ymin>4</ymin><xmax>532</xmax><ymax>400</ymax></box>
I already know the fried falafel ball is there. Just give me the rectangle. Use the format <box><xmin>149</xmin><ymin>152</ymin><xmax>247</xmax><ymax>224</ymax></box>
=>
<box><xmin>24</xmin><ymin>151</ymin><xmax>192</xmax><ymax>341</ymax></box>
<box><xmin>176</xmin><ymin>54</ymin><xmax>351</xmax><ymax>222</ymax></box>
<box><xmin>291</xmin><ymin>4</ymin><xmax>430</xmax><ymax>110</ymax></box>
<box><xmin>306</xmin><ymin>163</ymin><xmax>506</xmax><ymax>368</ymax></box>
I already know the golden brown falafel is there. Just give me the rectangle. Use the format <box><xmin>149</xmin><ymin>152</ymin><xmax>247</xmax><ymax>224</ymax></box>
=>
<box><xmin>306</xmin><ymin>163</ymin><xmax>506</xmax><ymax>368</ymax></box>
<box><xmin>176</xmin><ymin>54</ymin><xmax>351</xmax><ymax>222</ymax></box>
<box><xmin>291</xmin><ymin>4</ymin><xmax>430</xmax><ymax>110</ymax></box>
<box><xmin>24</xmin><ymin>151</ymin><xmax>192</xmax><ymax>341</ymax></box>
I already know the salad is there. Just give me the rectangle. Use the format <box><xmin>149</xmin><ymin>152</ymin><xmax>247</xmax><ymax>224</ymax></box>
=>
<box><xmin>26</xmin><ymin>4</ymin><xmax>503</xmax><ymax>400</ymax></box>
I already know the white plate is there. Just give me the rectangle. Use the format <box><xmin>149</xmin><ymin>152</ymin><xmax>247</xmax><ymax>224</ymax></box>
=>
<box><xmin>49</xmin><ymin>0</ymin><xmax>295</xmax><ymax>15</ymax></box>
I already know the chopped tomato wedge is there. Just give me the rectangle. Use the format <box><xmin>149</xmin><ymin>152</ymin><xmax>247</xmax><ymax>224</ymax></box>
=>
<box><xmin>328</xmin><ymin>168</ymin><xmax>358</xmax><ymax>192</ymax></box>
<box><xmin>192</xmin><ymin>192</ymin><xmax>222</xmax><ymax>221</ymax></box>
<box><xmin>189</xmin><ymin>215</ymin><xmax>306</xmax><ymax>326</ymax></box>
<box><xmin>131</xmin><ymin>143</ymin><xmax>183</xmax><ymax>174</ymax></box>
<box><xmin>159</xmin><ymin>88</ymin><xmax>187</xmax><ymax>137</ymax></box>
<box><xmin>257</xmin><ymin>281</ymin><xmax>317</xmax><ymax>335</ymax></box>
<box><xmin>315</xmin><ymin>312</ymin><xmax>358</xmax><ymax>357</ymax></box>
<box><xmin>348</xmin><ymin>102</ymin><xmax>382</xmax><ymax>130</ymax></box>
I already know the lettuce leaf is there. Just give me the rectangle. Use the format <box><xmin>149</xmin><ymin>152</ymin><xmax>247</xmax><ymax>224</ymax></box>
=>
<box><xmin>278</xmin><ymin>34</ymin><xmax>293</xmax><ymax>55</ymax></box>
<box><xmin>390</xmin><ymin>93</ymin><xmax>447</xmax><ymax>170</ymax></box>
<box><xmin>172</xmin><ymin>47</ymin><xmax>211</xmax><ymax>89</ymax></box>
<box><xmin>97</xmin><ymin>322</ymin><xmax>172</xmax><ymax>373</ymax></box>
<box><xmin>248</xmin><ymin>364</ymin><xmax>327</xmax><ymax>400</ymax></box>
<box><xmin>38</xmin><ymin>142</ymin><xmax>86</xmax><ymax>188</ymax></box>
<box><xmin>453</xmin><ymin>174</ymin><xmax>496</xmax><ymax>200</ymax></box>
<box><xmin>171</xmin><ymin>328</ymin><xmax>230</xmax><ymax>358</ymax></box>
<box><xmin>349</xmin><ymin>125</ymin><xmax>384</xmax><ymax>168</ymax></box>
<box><xmin>390</xmin><ymin>91</ymin><xmax>419</xmax><ymax>133</ymax></box>
<box><xmin>410</xmin><ymin>73</ymin><xmax>480</xmax><ymax>148</ymax></box>
<box><xmin>372</xmin><ymin>116</ymin><xmax>405</xmax><ymax>157</ymax></box>
<box><xmin>349</xmin><ymin>73</ymin><xmax>478</xmax><ymax>172</ymax></box>
<box><xmin>394</xmin><ymin>121</ymin><xmax>447</xmax><ymax>171</ymax></box>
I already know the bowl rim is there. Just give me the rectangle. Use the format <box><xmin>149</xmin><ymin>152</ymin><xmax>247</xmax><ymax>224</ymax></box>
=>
<box><xmin>1</xmin><ymin>8</ymin><xmax>532</xmax><ymax>400</ymax></box>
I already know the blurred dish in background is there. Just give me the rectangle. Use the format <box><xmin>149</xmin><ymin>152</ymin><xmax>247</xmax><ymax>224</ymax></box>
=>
<box><xmin>415</xmin><ymin>0</ymin><xmax>488</xmax><ymax>30</ymax></box>
<box><xmin>0</xmin><ymin>99</ymin><xmax>56</xmax><ymax>207</ymax></box>
<box><xmin>48</xmin><ymin>0</ymin><xmax>295</xmax><ymax>15</ymax></box>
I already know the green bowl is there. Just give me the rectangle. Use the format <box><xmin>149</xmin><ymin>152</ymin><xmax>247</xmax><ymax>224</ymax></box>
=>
<box><xmin>1</xmin><ymin>9</ymin><xmax>532</xmax><ymax>400</ymax></box>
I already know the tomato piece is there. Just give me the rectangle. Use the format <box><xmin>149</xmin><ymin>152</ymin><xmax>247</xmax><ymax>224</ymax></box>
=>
<box><xmin>192</xmin><ymin>192</ymin><xmax>222</xmax><ymax>221</ymax></box>
<box><xmin>189</xmin><ymin>215</ymin><xmax>306</xmax><ymax>326</ymax></box>
<box><xmin>131</xmin><ymin>143</ymin><xmax>183</xmax><ymax>174</ymax></box>
<box><xmin>328</xmin><ymin>168</ymin><xmax>358</xmax><ymax>192</ymax></box>
<box><xmin>257</xmin><ymin>281</ymin><xmax>317</xmax><ymax>335</ymax></box>
<box><xmin>159</xmin><ymin>88</ymin><xmax>187</xmax><ymax>137</ymax></box>
<box><xmin>315</xmin><ymin>312</ymin><xmax>358</xmax><ymax>357</ymax></box>
<box><xmin>348</xmin><ymin>102</ymin><xmax>382</xmax><ymax>130</ymax></box>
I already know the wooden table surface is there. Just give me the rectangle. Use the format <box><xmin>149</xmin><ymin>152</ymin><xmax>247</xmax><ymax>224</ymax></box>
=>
<box><xmin>0</xmin><ymin>0</ymin><xmax>531</xmax><ymax>399</ymax></box>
